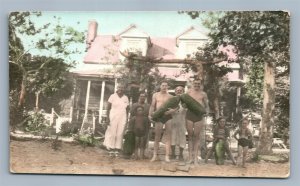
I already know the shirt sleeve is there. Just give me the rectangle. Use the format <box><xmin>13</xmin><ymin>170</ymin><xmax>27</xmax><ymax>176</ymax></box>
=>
<box><xmin>108</xmin><ymin>94</ymin><xmax>114</xmax><ymax>104</ymax></box>
<box><xmin>125</xmin><ymin>96</ymin><xmax>129</xmax><ymax>106</ymax></box>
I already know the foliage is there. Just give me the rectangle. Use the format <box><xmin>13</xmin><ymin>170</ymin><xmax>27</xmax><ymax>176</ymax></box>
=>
<box><xmin>180</xmin><ymin>11</ymin><xmax>225</xmax><ymax>30</ymax></box>
<box><xmin>118</xmin><ymin>51</ymin><xmax>167</xmax><ymax>103</ymax></box>
<box><xmin>244</xmin><ymin>58</ymin><xmax>264</xmax><ymax>107</ymax></box>
<box><xmin>9</xmin><ymin>12</ymin><xmax>85</xmax><ymax>63</ymax></box>
<box><xmin>207</xmin><ymin>11</ymin><xmax>290</xmax><ymax>111</ymax></box>
<box><xmin>23</xmin><ymin>112</ymin><xmax>49</xmax><ymax>132</ymax></box>
<box><xmin>274</xmin><ymin>75</ymin><xmax>290</xmax><ymax>136</ymax></box>
<box><xmin>203</xmin><ymin>63</ymin><xmax>232</xmax><ymax>116</ymax></box>
<box><xmin>209</xmin><ymin>11</ymin><xmax>290</xmax><ymax>137</ymax></box>
<box><xmin>9</xmin><ymin>11</ymin><xmax>84</xmax><ymax>110</ymax></box>
<box><xmin>59</xmin><ymin>121</ymin><xmax>79</xmax><ymax>136</ymax></box>
<box><xmin>251</xmin><ymin>151</ymin><xmax>261</xmax><ymax>162</ymax></box>
<box><xmin>74</xmin><ymin>130</ymin><xmax>99</xmax><ymax>147</ymax></box>
<box><xmin>183</xmin><ymin>41</ymin><xmax>233</xmax><ymax>117</ymax></box>
<box><xmin>25</xmin><ymin>56</ymin><xmax>73</xmax><ymax>97</ymax></box>
<box><xmin>9</xmin><ymin>12</ymin><xmax>42</xmax><ymax>63</ymax></box>
<box><xmin>184</xmin><ymin>11</ymin><xmax>290</xmax><ymax>154</ymax></box>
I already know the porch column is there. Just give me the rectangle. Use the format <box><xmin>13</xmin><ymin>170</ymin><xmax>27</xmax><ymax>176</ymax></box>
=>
<box><xmin>70</xmin><ymin>79</ymin><xmax>77</xmax><ymax>123</ymax></box>
<box><xmin>99</xmin><ymin>80</ymin><xmax>106</xmax><ymax>123</ymax></box>
<box><xmin>80</xmin><ymin>80</ymin><xmax>91</xmax><ymax>132</ymax></box>
<box><xmin>69</xmin><ymin>107</ymin><xmax>73</xmax><ymax>123</ymax></box>
<box><xmin>114</xmin><ymin>78</ymin><xmax>118</xmax><ymax>92</ymax></box>
<box><xmin>236</xmin><ymin>86</ymin><xmax>241</xmax><ymax>113</ymax></box>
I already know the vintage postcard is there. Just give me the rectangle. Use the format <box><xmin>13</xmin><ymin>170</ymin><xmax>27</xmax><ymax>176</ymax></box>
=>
<box><xmin>9</xmin><ymin>11</ymin><xmax>290</xmax><ymax>177</ymax></box>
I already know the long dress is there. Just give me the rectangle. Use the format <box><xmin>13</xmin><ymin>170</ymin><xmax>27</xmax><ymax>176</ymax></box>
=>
<box><xmin>103</xmin><ymin>93</ymin><xmax>129</xmax><ymax>150</ymax></box>
<box><xmin>171</xmin><ymin>103</ymin><xmax>187</xmax><ymax>148</ymax></box>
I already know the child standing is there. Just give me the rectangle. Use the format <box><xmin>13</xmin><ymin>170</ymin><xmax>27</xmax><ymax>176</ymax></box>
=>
<box><xmin>128</xmin><ymin>106</ymin><xmax>150</xmax><ymax>160</ymax></box>
<box><xmin>205</xmin><ymin>117</ymin><xmax>236</xmax><ymax>165</ymax></box>
<box><xmin>233</xmin><ymin>119</ymin><xmax>253</xmax><ymax>168</ymax></box>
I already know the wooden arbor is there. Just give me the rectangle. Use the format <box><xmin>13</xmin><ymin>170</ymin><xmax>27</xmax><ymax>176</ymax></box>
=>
<box><xmin>120</xmin><ymin>51</ymin><xmax>228</xmax><ymax>118</ymax></box>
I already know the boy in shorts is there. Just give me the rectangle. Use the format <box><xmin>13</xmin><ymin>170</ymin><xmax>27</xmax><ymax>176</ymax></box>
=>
<box><xmin>233</xmin><ymin>119</ymin><xmax>253</xmax><ymax>168</ymax></box>
<box><xmin>128</xmin><ymin>106</ymin><xmax>150</xmax><ymax>159</ymax></box>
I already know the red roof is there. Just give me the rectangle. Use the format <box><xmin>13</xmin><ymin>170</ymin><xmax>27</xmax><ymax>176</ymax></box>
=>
<box><xmin>80</xmin><ymin>25</ymin><xmax>243</xmax><ymax>82</ymax></box>
<box><xmin>83</xmin><ymin>35</ymin><xmax>180</xmax><ymax>64</ymax></box>
<box><xmin>84</xmin><ymin>35</ymin><xmax>121</xmax><ymax>64</ymax></box>
<box><xmin>146</xmin><ymin>37</ymin><xmax>177</xmax><ymax>60</ymax></box>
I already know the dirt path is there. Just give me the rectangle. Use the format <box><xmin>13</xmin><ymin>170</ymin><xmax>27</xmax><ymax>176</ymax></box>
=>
<box><xmin>10</xmin><ymin>139</ymin><xmax>289</xmax><ymax>177</ymax></box>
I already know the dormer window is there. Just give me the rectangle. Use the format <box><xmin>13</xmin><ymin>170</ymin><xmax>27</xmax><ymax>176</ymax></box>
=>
<box><xmin>184</xmin><ymin>41</ymin><xmax>203</xmax><ymax>58</ymax></box>
<box><xmin>176</xmin><ymin>27</ymin><xmax>208</xmax><ymax>59</ymax></box>
<box><xmin>121</xmin><ymin>38</ymin><xmax>145</xmax><ymax>54</ymax></box>
<box><xmin>118</xmin><ymin>24</ymin><xmax>151</xmax><ymax>61</ymax></box>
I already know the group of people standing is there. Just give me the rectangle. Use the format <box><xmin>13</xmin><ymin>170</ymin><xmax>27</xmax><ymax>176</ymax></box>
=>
<box><xmin>102</xmin><ymin>80</ymin><xmax>252</xmax><ymax>167</ymax></box>
<box><xmin>148</xmin><ymin>79</ymin><xmax>209</xmax><ymax>164</ymax></box>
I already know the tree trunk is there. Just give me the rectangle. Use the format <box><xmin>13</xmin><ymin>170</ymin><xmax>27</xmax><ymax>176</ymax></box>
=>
<box><xmin>35</xmin><ymin>91</ymin><xmax>40</xmax><ymax>111</ymax></box>
<box><xmin>213</xmin><ymin>96</ymin><xmax>220</xmax><ymax>119</ymax></box>
<box><xmin>196</xmin><ymin>63</ymin><xmax>204</xmax><ymax>81</ymax></box>
<box><xmin>18</xmin><ymin>76</ymin><xmax>26</xmax><ymax>107</ymax></box>
<box><xmin>256</xmin><ymin>61</ymin><xmax>275</xmax><ymax>155</ymax></box>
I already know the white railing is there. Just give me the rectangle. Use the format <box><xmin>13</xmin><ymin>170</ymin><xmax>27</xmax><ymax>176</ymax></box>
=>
<box><xmin>50</xmin><ymin>108</ymin><xmax>72</xmax><ymax>134</ymax></box>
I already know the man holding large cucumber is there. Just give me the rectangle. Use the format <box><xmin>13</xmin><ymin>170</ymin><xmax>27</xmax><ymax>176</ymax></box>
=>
<box><xmin>186</xmin><ymin>79</ymin><xmax>209</xmax><ymax>165</ymax></box>
<box><xmin>149</xmin><ymin>81</ymin><xmax>175</xmax><ymax>162</ymax></box>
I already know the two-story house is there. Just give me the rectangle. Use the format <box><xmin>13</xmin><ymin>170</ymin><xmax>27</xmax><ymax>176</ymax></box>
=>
<box><xmin>69</xmin><ymin>20</ymin><xmax>243</xmax><ymax>130</ymax></box>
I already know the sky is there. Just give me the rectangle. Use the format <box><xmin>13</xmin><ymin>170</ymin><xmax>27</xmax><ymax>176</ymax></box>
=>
<box><xmin>20</xmin><ymin>11</ymin><xmax>208</xmax><ymax>69</ymax></box>
<box><xmin>31</xmin><ymin>11</ymin><xmax>207</xmax><ymax>37</ymax></box>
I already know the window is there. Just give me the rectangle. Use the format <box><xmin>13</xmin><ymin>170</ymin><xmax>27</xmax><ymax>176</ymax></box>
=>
<box><xmin>120</xmin><ymin>38</ymin><xmax>148</xmax><ymax>60</ymax></box>
<box><xmin>185</xmin><ymin>42</ymin><xmax>199</xmax><ymax>56</ymax></box>
<box><xmin>178</xmin><ymin>40</ymin><xmax>205</xmax><ymax>59</ymax></box>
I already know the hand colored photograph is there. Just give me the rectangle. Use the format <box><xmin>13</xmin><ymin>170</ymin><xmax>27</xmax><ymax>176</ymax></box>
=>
<box><xmin>9</xmin><ymin>11</ymin><xmax>290</xmax><ymax>177</ymax></box>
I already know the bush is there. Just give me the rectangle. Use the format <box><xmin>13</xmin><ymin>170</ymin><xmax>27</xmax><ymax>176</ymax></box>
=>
<box><xmin>73</xmin><ymin>128</ymin><xmax>99</xmax><ymax>147</ymax></box>
<box><xmin>251</xmin><ymin>151</ymin><xmax>261</xmax><ymax>162</ymax></box>
<box><xmin>24</xmin><ymin>112</ymin><xmax>49</xmax><ymax>133</ymax></box>
<box><xmin>74</xmin><ymin>133</ymin><xmax>99</xmax><ymax>147</ymax></box>
<box><xmin>59</xmin><ymin>121</ymin><xmax>78</xmax><ymax>136</ymax></box>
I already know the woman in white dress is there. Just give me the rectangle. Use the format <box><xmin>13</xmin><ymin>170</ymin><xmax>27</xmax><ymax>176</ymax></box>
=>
<box><xmin>103</xmin><ymin>84</ymin><xmax>129</xmax><ymax>157</ymax></box>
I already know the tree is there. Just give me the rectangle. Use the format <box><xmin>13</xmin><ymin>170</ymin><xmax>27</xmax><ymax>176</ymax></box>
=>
<box><xmin>191</xmin><ymin>43</ymin><xmax>232</xmax><ymax>119</ymax></box>
<box><xmin>25</xmin><ymin>56</ymin><xmax>72</xmax><ymax>110</ymax></box>
<box><xmin>9</xmin><ymin>11</ymin><xmax>85</xmax><ymax>108</ymax></box>
<box><xmin>119</xmin><ymin>51</ymin><xmax>167</xmax><ymax>103</ymax></box>
<box><xmin>186</xmin><ymin>11</ymin><xmax>290</xmax><ymax>154</ymax></box>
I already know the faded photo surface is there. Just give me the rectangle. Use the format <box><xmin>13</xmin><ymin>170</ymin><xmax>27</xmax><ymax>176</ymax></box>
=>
<box><xmin>9</xmin><ymin>11</ymin><xmax>290</xmax><ymax>177</ymax></box>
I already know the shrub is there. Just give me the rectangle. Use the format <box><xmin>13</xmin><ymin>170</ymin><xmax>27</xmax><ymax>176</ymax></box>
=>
<box><xmin>74</xmin><ymin>134</ymin><xmax>99</xmax><ymax>147</ymax></box>
<box><xmin>24</xmin><ymin>112</ymin><xmax>49</xmax><ymax>133</ymax></box>
<box><xmin>59</xmin><ymin>121</ymin><xmax>78</xmax><ymax>136</ymax></box>
<box><xmin>73</xmin><ymin>128</ymin><xmax>99</xmax><ymax>147</ymax></box>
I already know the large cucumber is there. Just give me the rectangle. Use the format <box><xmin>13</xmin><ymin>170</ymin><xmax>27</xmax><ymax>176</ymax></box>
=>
<box><xmin>151</xmin><ymin>96</ymin><xmax>180</xmax><ymax>122</ymax></box>
<box><xmin>215</xmin><ymin>139</ymin><xmax>225</xmax><ymax>165</ymax></box>
<box><xmin>180</xmin><ymin>93</ymin><xmax>206</xmax><ymax>116</ymax></box>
